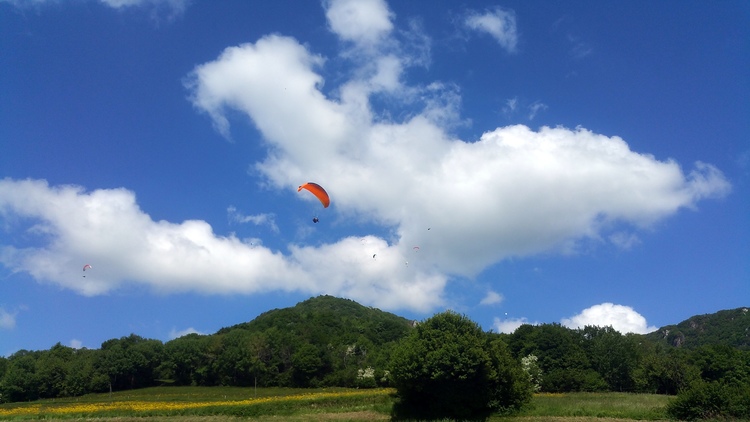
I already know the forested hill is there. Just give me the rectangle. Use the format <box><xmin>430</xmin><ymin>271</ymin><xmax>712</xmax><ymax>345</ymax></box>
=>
<box><xmin>218</xmin><ymin>295</ymin><xmax>414</xmax><ymax>346</ymax></box>
<box><xmin>642</xmin><ymin>307</ymin><xmax>750</xmax><ymax>349</ymax></box>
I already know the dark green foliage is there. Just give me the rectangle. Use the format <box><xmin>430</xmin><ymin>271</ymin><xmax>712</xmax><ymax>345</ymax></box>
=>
<box><xmin>509</xmin><ymin>323</ymin><xmax>609</xmax><ymax>392</ymax></box>
<box><xmin>580</xmin><ymin>326</ymin><xmax>640</xmax><ymax>391</ymax></box>
<box><xmin>632</xmin><ymin>344</ymin><xmax>698</xmax><ymax>394</ymax></box>
<box><xmin>99</xmin><ymin>334</ymin><xmax>164</xmax><ymax>390</ymax></box>
<box><xmin>689</xmin><ymin>344</ymin><xmax>750</xmax><ymax>384</ymax></box>
<box><xmin>666</xmin><ymin>380</ymin><xmax>750</xmax><ymax>420</ymax></box>
<box><xmin>0</xmin><ymin>350</ymin><xmax>40</xmax><ymax>402</ymax></box>
<box><xmin>644</xmin><ymin>307</ymin><xmax>750</xmax><ymax>349</ymax></box>
<box><xmin>291</xmin><ymin>343</ymin><xmax>326</xmax><ymax>387</ymax></box>
<box><xmin>390</xmin><ymin>311</ymin><xmax>532</xmax><ymax>420</ymax></box>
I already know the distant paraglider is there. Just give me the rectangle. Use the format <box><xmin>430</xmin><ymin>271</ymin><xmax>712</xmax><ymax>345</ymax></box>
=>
<box><xmin>298</xmin><ymin>182</ymin><xmax>329</xmax><ymax>223</ymax></box>
<box><xmin>82</xmin><ymin>264</ymin><xmax>92</xmax><ymax>277</ymax></box>
<box><xmin>297</xmin><ymin>182</ymin><xmax>330</xmax><ymax>208</ymax></box>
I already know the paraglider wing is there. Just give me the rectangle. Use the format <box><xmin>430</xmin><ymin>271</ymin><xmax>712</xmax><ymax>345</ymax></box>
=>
<box><xmin>83</xmin><ymin>264</ymin><xmax>92</xmax><ymax>271</ymax></box>
<box><xmin>297</xmin><ymin>182</ymin><xmax>330</xmax><ymax>208</ymax></box>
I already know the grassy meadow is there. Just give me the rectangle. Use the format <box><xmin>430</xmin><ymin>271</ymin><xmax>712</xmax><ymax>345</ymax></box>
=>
<box><xmin>0</xmin><ymin>387</ymin><xmax>673</xmax><ymax>421</ymax></box>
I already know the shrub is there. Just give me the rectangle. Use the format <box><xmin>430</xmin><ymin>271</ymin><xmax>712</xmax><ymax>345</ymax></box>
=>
<box><xmin>666</xmin><ymin>380</ymin><xmax>750</xmax><ymax>420</ymax></box>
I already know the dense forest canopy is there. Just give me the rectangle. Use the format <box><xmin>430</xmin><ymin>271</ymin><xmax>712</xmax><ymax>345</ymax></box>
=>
<box><xmin>0</xmin><ymin>296</ymin><xmax>748</xmax><ymax>404</ymax></box>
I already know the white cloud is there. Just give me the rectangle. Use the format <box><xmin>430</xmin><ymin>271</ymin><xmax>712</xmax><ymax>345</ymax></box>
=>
<box><xmin>69</xmin><ymin>339</ymin><xmax>83</xmax><ymax>349</ymax></box>
<box><xmin>493</xmin><ymin>316</ymin><xmax>535</xmax><ymax>334</ymax></box>
<box><xmin>0</xmin><ymin>307</ymin><xmax>17</xmax><ymax>330</ymax></box>
<box><xmin>325</xmin><ymin>0</ymin><xmax>394</xmax><ymax>48</ymax></box>
<box><xmin>169</xmin><ymin>327</ymin><xmax>206</xmax><ymax>340</ymax></box>
<box><xmin>480</xmin><ymin>291</ymin><xmax>503</xmax><ymax>306</ymax></box>
<box><xmin>227</xmin><ymin>206</ymin><xmax>279</xmax><ymax>233</ymax></box>
<box><xmin>561</xmin><ymin>303</ymin><xmax>658</xmax><ymax>334</ymax></box>
<box><xmin>464</xmin><ymin>7</ymin><xmax>518</xmax><ymax>53</ymax></box>
<box><xmin>187</xmin><ymin>35</ymin><xmax>730</xmax><ymax>273</ymax></box>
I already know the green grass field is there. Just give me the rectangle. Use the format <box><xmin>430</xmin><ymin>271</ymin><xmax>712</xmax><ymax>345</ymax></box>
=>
<box><xmin>0</xmin><ymin>387</ymin><xmax>673</xmax><ymax>421</ymax></box>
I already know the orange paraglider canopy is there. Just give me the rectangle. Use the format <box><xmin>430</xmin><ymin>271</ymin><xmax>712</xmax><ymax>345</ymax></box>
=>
<box><xmin>298</xmin><ymin>182</ymin><xmax>330</xmax><ymax>208</ymax></box>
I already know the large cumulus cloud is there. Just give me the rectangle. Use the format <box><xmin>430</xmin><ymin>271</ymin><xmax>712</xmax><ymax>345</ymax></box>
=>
<box><xmin>186</xmin><ymin>0</ymin><xmax>730</xmax><ymax>279</ymax></box>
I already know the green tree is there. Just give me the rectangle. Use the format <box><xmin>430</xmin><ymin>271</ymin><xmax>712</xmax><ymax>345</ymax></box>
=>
<box><xmin>0</xmin><ymin>350</ymin><xmax>39</xmax><ymax>402</ymax></box>
<box><xmin>633</xmin><ymin>345</ymin><xmax>697</xmax><ymax>394</ymax></box>
<box><xmin>581</xmin><ymin>326</ymin><xmax>639</xmax><ymax>391</ymax></box>
<box><xmin>292</xmin><ymin>343</ymin><xmax>325</xmax><ymax>387</ymax></box>
<box><xmin>517</xmin><ymin>323</ymin><xmax>605</xmax><ymax>392</ymax></box>
<box><xmin>97</xmin><ymin>334</ymin><xmax>163</xmax><ymax>391</ymax></box>
<box><xmin>213</xmin><ymin>330</ymin><xmax>254</xmax><ymax>386</ymax></box>
<box><xmin>35</xmin><ymin>343</ymin><xmax>72</xmax><ymax>398</ymax></box>
<box><xmin>65</xmin><ymin>348</ymin><xmax>107</xmax><ymax>396</ymax></box>
<box><xmin>0</xmin><ymin>356</ymin><xmax>7</xmax><ymax>380</ymax></box>
<box><xmin>690</xmin><ymin>344</ymin><xmax>750</xmax><ymax>385</ymax></box>
<box><xmin>390</xmin><ymin>311</ymin><xmax>531</xmax><ymax>420</ymax></box>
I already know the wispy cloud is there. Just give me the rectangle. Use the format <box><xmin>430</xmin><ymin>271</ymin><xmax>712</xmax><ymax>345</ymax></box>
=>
<box><xmin>527</xmin><ymin>101</ymin><xmax>548</xmax><ymax>120</ymax></box>
<box><xmin>464</xmin><ymin>7</ymin><xmax>518</xmax><ymax>53</ymax></box>
<box><xmin>227</xmin><ymin>206</ymin><xmax>279</xmax><ymax>233</ymax></box>
<box><xmin>567</xmin><ymin>34</ymin><xmax>593</xmax><ymax>59</ymax></box>
<box><xmin>609</xmin><ymin>231</ymin><xmax>641</xmax><ymax>250</ymax></box>
<box><xmin>502</xmin><ymin>97</ymin><xmax>518</xmax><ymax>116</ymax></box>
<box><xmin>480</xmin><ymin>291</ymin><xmax>503</xmax><ymax>306</ymax></box>
<box><xmin>0</xmin><ymin>307</ymin><xmax>18</xmax><ymax>330</ymax></box>
<box><xmin>503</xmin><ymin>97</ymin><xmax>548</xmax><ymax>120</ymax></box>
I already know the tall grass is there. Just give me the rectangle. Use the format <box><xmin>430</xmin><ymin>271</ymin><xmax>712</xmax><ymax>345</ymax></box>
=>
<box><xmin>506</xmin><ymin>392</ymin><xmax>671</xmax><ymax>421</ymax></box>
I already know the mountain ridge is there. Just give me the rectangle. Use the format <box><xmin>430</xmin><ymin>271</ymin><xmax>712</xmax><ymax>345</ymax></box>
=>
<box><xmin>642</xmin><ymin>306</ymin><xmax>749</xmax><ymax>349</ymax></box>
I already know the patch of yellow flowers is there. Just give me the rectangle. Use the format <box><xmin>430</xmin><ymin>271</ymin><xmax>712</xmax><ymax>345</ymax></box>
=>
<box><xmin>0</xmin><ymin>388</ymin><xmax>394</xmax><ymax>417</ymax></box>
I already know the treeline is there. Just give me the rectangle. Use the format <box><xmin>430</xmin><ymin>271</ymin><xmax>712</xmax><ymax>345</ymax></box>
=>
<box><xmin>0</xmin><ymin>296</ymin><xmax>411</xmax><ymax>402</ymax></box>
<box><xmin>1</xmin><ymin>297</ymin><xmax>748</xmax><ymax>405</ymax></box>
<box><xmin>501</xmin><ymin>323</ymin><xmax>749</xmax><ymax>395</ymax></box>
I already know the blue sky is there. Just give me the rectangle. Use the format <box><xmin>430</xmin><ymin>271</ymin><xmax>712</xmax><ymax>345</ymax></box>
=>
<box><xmin>1</xmin><ymin>0</ymin><xmax>748</xmax><ymax>355</ymax></box>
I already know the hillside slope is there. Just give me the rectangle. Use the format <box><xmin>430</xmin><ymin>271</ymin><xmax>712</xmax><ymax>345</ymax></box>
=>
<box><xmin>643</xmin><ymin>307</ymin><xmax>750</xmax><ymax>349</ymax></box>
<box><xmin>219</xmin><ymin>295</ymin><xmax>414</xmax><ymax>347</ymax></box>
